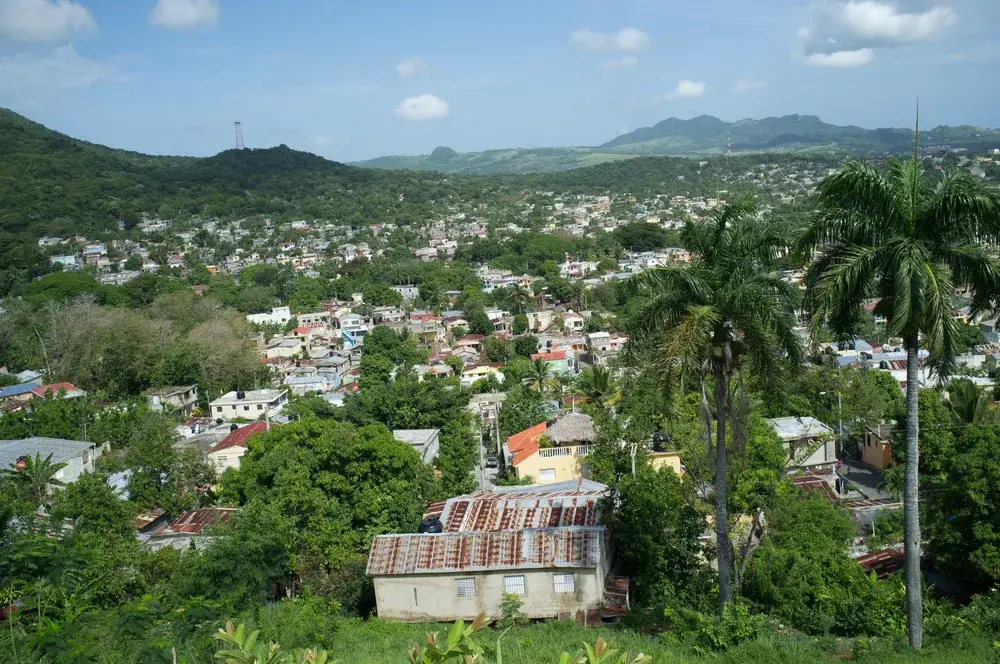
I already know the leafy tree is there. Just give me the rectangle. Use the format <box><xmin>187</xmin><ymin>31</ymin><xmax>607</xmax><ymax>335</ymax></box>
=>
<box><xmin>625</xmin><ymin>194</ymin><xmax>802</xmax><ymax>613</ymax></box>
<box><xmin>465</xmin><ymin>305</ymin><xmax>493</xmax><ymax>336</ymax></box>
<box><xmin>123</xmin><ymin>254</ymin><xmax>142</xmax><ymax>271</ymax></box>
<box><xmin>577</xmin><ymin>365</ymin><xmax>619</xmax><ymax>410</ymax></box>
<box><xmin>482</xmin><ymin>336</ymin><xmax>512</xmax><ymax>364</ymax></box>
<box><xmin>799</xmin><ymin>147</ymin><xmax>1000</xmax><ymax>648</ymax></box>
<box><xmin>614</xmin><ymin>222</ymin><xmax>669</xmax><ymax>252</ymax></box>
<box><xmin>512</xmin><ymin>313</ymin><xmax>529</xmax><ymax>335</ymax></box>
<box><xmin>513</xmin><ymin>334</ymin><xmax>538</xmax><ymax>358</ymax></box>
<box><xmin>946</xmin><ymin>377</ymin><xmax>992</xmax><ymax>425</ymax></box>
<box><xmin>50</xmin><ymin>472</ymin><xmax>136</xmax><ymax>538</ymax></box>
<box><xmin>608</xmin><ymin>466</ymin><xmax>709</xmax><ymax>607</ymax></box>
<box><xmin>287</xmin><ymin>289</ymin><xmax>319</xmax><ymax>314</ymax></box>
<box><xmin>358</xmin><ymin>354</ymin><xmax>394</xmax><ymax>388</ymax></box>
<box><xmin>498</xmin><ymin>386</ymin><xmax>547</xmax><ymax>440</ymax></box>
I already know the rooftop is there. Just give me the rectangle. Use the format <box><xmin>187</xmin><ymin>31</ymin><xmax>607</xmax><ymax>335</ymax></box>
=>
<box><xmin>546</xmin><ymin>412</ymin><xmax>598</xmax><ymax>445</ymax></box>
<box><xmin>0</xmin><ymin>437</ymin><xmax>95</xmax><ymax>469</ymax></box>
<box><xmin>766</xmin><ymin>416</ymin><xmax>834</xmax><ymax>441</ymax></box>
<box><xmin>143</xmin><ymin>385</ymin><xmax>196</xmax><ymax>397</ymax></box>
<box><xmin>209</xmin><ymin>421</ymin><xmax>271</xmax><ymax>453</ymax></box>
<box><xmin>211</xmin><ymin>389</ymin><xmax>286</xmax><ymax>405</ymax></box>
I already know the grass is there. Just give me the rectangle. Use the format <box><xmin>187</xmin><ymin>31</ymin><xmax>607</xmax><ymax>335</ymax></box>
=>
<box><xmin>325</xmin><ymin>618</ymin><xmax>998</xmax><ymax>664</ymax></box>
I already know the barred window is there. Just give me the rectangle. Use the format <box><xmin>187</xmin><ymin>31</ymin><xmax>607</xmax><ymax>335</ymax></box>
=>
<box><xmin>504</xmin><ymin>575</ymin><xmax>526</xmax><ymax>595</ymax></box>
<box><xmin>455</xmin><ymin>578</ymin><xmax>476</xmax><ymax>598</ymax></box>
<box><xmin>553</xmin><ymin>573</ymin><xmax>575</xmax><ymax>593</ymax></box>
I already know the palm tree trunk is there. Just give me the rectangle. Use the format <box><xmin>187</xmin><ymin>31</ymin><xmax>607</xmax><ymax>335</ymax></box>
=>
<box><xmin>713</xmin><ymin>365</ymin><xmax>732</xmax><ymax>613</ymax></box>
<box><xmin>903</xmin><ymin>332</ymin><xmax>922</xmax><ymax>649</ymax></box>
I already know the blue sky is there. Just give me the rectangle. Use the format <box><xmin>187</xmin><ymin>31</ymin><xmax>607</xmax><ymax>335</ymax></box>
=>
<box><xmin>1</xmin><ymin>0</ymin><xmax>997</xmax><ymax>161</ymax></box>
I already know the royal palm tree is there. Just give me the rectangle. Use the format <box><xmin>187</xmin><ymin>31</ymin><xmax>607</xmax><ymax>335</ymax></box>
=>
<box><xmin>798</xmin><ymin>129</ymin><xmax>1000</xmax><ymax>648</ymax></box>
<box><xmin>577</xmin><ymin>365</ymin><xmax>620</xmax><ymax>410</ymax></box>
<box><xmin>626</xmin><ymin>194</ymin><xmax>803</xmax><ymax>613</ymax></box>
<box><xmin>1</xmin><ymin>452</ymin><xmax>68</xmax><ymax>506</ymax></box>
<box><xmin>526</xmin><ymin>357</ymin><xmax>553</xmax><ymax>395</ymax></box>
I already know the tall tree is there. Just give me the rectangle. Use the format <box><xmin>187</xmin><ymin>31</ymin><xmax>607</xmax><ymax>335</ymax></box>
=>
<box><xmin>576</xmin><ymin>365</ymin><xmax>619</xmax><ymax>410</ymax></box>
<box><xmin>1</xmin><ymin>452</ymin><xmax>67</xmax><ymax>507</ymax></box>
<box><xmin>799</xmin><ymin>131</ymin><xmax>1000</xmax><ymax>647</ymax></box>
<box><xmin>625</xmin><ymin>194</ymin><xmax>803</xmax><ymax>613</ymax></box>
<box><xmin>526</xmin><ymin>358</ymin><xmax>552</xmax><ymax>395</ymax></box>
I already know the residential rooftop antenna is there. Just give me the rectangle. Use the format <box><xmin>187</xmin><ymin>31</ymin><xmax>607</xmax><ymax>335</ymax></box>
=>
<box><xmin>234</xmin><ymin>121</ymin><xmax>245</xmax><ymax>150</ymax></box>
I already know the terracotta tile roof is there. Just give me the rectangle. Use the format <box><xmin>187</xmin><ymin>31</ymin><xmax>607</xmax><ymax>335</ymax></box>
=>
<box><xmin>508</xmin><ymin>422</ymin><xmax>546</xmax><ymax>467</ymax></box>
<box><xmin>209</xmin><ymin>421</ymin><xmax>270</xmax><ymax>453</ymax></box>
<box><xmin>366</xmin><ymin>527</ymin><xmax>603</xmax><ymax>575</ymax></box>
<box><xmin>531</xmin><ymin>350</ymin><xmax>567</xmax><ymax>362</ymax></box>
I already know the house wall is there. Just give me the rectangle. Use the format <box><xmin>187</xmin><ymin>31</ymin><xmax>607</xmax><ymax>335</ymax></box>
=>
<box><xmin>52</xmin><ymin>444</ymin><xmax>104</xmax><ymax>485</ymax></box>
<box><xmin>209</xmin><ymin>447</ymin><xmax>247</xmax><ymax>473</ymax></box>
<box><xmin>862</xmin><ymin>433</ymin><xmax>892</xmax><ymax>470</ymax></box>
<box><xmin>211</xmin><ymin>397</ymin><xmax>286</xmax><ymax>420</ymax></box>
<box><xmin>649</xmin><ymin>452</ymin><xmax>683</xmax><ymax>475</ymax></box>
<box><xmin>791</xmin><ymin>436</ymin><xmax>836</xmax><ymax>471</ymax></box>
<box><xmin>373</xmin><ymin>567</ymin><xmax>603</xmax><ymax>622</ymax></box>
<box><xmin>515</xmin><ymin>448</ymin><xmax>587</xmax><ymax>484</ymax></box>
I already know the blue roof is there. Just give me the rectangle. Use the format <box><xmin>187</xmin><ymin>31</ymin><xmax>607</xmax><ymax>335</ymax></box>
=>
<box><xmin>0</xmin><ymin>382</ymin><xmax>38</xmax><ymax>399</ymax></box>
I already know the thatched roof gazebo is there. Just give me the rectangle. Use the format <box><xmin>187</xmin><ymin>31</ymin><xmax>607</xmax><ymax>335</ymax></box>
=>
<box><xmin>546</xmin><ymin>412</ymin><xmax>597</xmax><ymax>446</ymax></box>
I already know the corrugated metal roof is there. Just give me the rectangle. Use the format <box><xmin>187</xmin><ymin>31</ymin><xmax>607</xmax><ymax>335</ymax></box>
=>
<box><xmin>440</xmin><ymin>493</ymin><xmax>599</xmax><ymax>532</ymax></box>
<box><xmin>366</xmin><ymin>527</ymin><xmax>603</xmax><ymax>575</ymax></box>
<box><xmin>0</xmin><ymin>437</ymin><xmax>94</xmax><ymax>469</ymax></box>
<box><xmin>163</xmin><ymin>507</ymin><xmax>237</xmax><ymax>534</ymax></box>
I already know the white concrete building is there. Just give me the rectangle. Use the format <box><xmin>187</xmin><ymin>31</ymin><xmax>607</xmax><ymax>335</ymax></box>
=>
<box><xmin>0</xmin><ymin>437</ymin><xmax>107</xmax><ymax>487</ymax></box>
<box><xmin>209</xmin><ymin>389</ymin><xmax>288</xmax><ymax>420</ymax></box>
<box><xmin>246</xmin><ymin>306</ymin><xmax>292</xmax><ymax>326</ymax></box>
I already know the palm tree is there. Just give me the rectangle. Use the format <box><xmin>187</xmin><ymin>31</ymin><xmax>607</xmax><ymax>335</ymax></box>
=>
<box><xmin>502</xmin><ymin>284</ymin><xmax>532</xmax><ymax>314</ymax></box>
<box><xmin>798</xmin><ymin>130</ymin><xmax>1000</xmax><ymax>648</ymax></box>
<box><xmin>1</xmin><ymin>453</ymin><xmax>68</xmax><ymax>506</ymax></box>
<box><xmin>526</xmin><ymin>358</ymin><xmax>553</xmax><ymax>395</ymax></box>
<box><xmin>626</xmin><ymin>194</ymin><xmax>803</xmax><ymax>613</ymax></box>
<box><xmin>946</xmin><ymin>377</ymin><xmax>992</xmax><ymax>425</ymax></box>
<box><xmin>577</xmin><ymin>365</ymin><xmax>620</xmax><ymax>410</ymax></box>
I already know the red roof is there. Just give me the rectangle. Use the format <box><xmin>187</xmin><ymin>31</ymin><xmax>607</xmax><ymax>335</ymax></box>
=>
<box><xmin>437</xmin><ymin>491</ymin><xmax>599</xmax><ymax>533</ymax></box>
<box><xmin>531</xmin><ymin>350</ymin><xmax>567</xmax><ymax>362</ymax></box>
<box><xmin>792</xmin><ymin>474</ymin><xmax>837</xmax><ymax>503</ymax></box>
<box><xmin>29</xmin><ymin>382</ymin><xmax>81</xmax><ymax>398</ymax></box>
<box><xmin>507</xmin><ymin>422</ymin><xmax>546</xmax><ymax>467</ymax></box>
<box><xmin>209</xmin><ymin>421</ymin><xmax>270</xmax><ymax>453</ymax></box>
<box><xmin>856</xmin><ymin>549</ymin><xmax>905</xmax><ymax>578</ymax></box>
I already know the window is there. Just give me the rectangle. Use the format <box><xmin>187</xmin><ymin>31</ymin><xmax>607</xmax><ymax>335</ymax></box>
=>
<box><xmin>216</xmin><ymin>406</ymin><xmax>223</xmax><ymax>413</ymax></box>
<box><xmin>503</xmin><ymin>575</ymin><xmax>526</xmax><ymax>595</ymax></box>
<box><xmin>553</xmin><ymin>573</ymin><xmax>575</xmax><ymax>593</ymax></box>
<box><xmin>539</xmin><ymin>468</ymin><xmax>556</xmax><ymax>481</ymax></box>
<box><xmin>257</xmin><ymin>404</ymin><xmax>263</xmax><ymax>411</ymax></box>
<box><xmin>455</xmin><ymin>578</ymin><xmax>476</xmax><ymax>598</ymax></box>
<box><xmin>243</xmin><ymin>405</ymin><xmax>250</xmax><ymax>411</ymax></box>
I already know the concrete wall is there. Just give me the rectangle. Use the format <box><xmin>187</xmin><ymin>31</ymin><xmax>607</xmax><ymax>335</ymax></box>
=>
<box><xmin>373</xmin><ymin>567</ymin><xmax>604</xmax><ymax>622</ymax></box>
<box><xmin>515</xmin><ymin>448</ymin><xmax>587</xmax><ymax>484</ymax></box>
<box><xmin>650</xmin><ymin>452</ymin><xmax>683</xmax><ymax>475</ymax></box>
<box><xmin>861</xmin><ymin>432</ymin><xmax>892</xmax><ymax>470</ymax></box>
<box><xmin>209</xmin><ymin>446</ymin><xmax>247</xmax><ymax>473</ymax></box>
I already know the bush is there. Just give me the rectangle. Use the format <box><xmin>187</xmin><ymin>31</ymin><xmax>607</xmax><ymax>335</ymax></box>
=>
<box><xmin>661</xmin><ymin>601</ymin><xmax>766</xmax><ymax>653</ymax></box>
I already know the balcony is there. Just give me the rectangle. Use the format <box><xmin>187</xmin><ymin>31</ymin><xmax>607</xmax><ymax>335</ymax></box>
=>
<box><xmin>537</xmin><ymin>445</ymin><xmax>592</xmax><ymax>459</ymax></box>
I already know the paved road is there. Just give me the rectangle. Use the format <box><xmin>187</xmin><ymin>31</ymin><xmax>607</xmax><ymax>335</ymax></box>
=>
<box><xmin>840</xmin><ymin>459</ymin><xmax>894</xmax><ymax>500</ymax></box>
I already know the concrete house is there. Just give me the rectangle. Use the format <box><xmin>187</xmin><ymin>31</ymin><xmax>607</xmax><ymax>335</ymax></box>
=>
<box><xmin>207</xmin><ymin>421</ymin><xmax>271</xmax><ymax>473</ymax></box>
<box><xmin>507</xmin><ymin>413</ymin><xmax>599</xmax><ymax>484</ymax></box>
<box><xmin>209</xmin><ymin>389</ymin><xmax>287</xmax><ymax>420</ymax></box>
<box><xmin>766</xmin><ymin>416</ymin><xmax>836</xmax><ymax>473</ymax></box>
<box><xmin>392</xmin><ymin>429</ymin><xmax>440</xmax><ymax>463</ymax></box>
<box><xmin>861</xmin><ymin>424</ymin><xmax>893</xmax><ymax>470</ymax></box>
<box><xmin>144</xmin><ymin>385</ymin><xmax>198</xmax><ymax>416</ymax></box>
<box><xmin>0</xmin><ymin>437</ymin><xmax>107</xmax><ymax>487</ymax></box>
<box><xmin>366</xmin><ymin>480</ymin><xmax>626</xmax><ymax>625</ymax></box>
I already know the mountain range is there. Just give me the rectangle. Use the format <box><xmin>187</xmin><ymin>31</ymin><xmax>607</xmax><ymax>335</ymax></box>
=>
<box><xmin>354</xmin><ymin>114</ymin><xmax>1000</xmax><ymax>175</ymax></box>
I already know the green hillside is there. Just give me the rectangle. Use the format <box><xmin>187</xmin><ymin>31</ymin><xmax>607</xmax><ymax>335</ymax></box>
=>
<box><xmin>354</xmin><ymin>114</ymin><xmax>1000</xmax><ymax>175</ymax></box>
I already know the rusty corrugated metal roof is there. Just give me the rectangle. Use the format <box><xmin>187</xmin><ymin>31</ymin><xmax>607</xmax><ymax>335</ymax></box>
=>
<box><xmin>366</xmin><ymin>527</ymin><xmax>603</xmax><ymax>575</ymax></box>
<box><xmin>164</xmin><ymin>507</ymin><xmax>238</xmax><ymax>534</ymax></box>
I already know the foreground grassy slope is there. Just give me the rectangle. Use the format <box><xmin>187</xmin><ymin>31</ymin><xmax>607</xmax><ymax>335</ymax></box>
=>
<box><xmin>323</xmin><ymin>619</ymin><xmax>994</xmax><ymax>664</ymax></box>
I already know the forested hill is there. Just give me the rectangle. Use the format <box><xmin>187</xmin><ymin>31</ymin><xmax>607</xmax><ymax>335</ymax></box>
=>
<box><xmin>353</xmin><ymin>114</ymin><xmax>1000</xmax><ymax>175</ymax></box>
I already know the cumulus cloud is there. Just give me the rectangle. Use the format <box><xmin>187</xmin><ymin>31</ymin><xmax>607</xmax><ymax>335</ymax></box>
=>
<box><xmin>571</xmin><ymin>27</ymin><xmax>650</xmax><ymax>52</ymax></box>
<box><xmin>0</xmin><ymin>0</ymin><xmax>95</xmax><ymax>42</ymax></box>
<box><xmin>394</xmin><ymin>93</ymin><xmax>449</xmax><ymax>121</ymax></box>
<box><xmin>664</xmin><ymin>79</ymin><xmax>706</xmax><ymax>100</ymax></box>
<box><xmin>396</xmin><ymin>57</ymin><xmax>428</xmax><ymax>79</ymax></box>
<box><xmin>150</xmin><ymin>0</ymin><xmax>219</xmax><ymax>29</ymax></box>
<box><xmin>0</xmin><ymin>44</ymin><xmax>127</xmax><ymax>95</ymax></box>
<box><xmin>733</xmin><ymin>78</ymin><xmax>765</xmax><ymax>93</ymax></box>
<box><xmin>798</xmin><ymin>1</ymin><xmax>956</xmax><ymax>65</ymax></box>
<box><xmin>600</xmin><ymin>56</ymin><xmax>638</xmax><ymax>70</ymax></box>
<box><xmin>805</xmin><ymin>47</ymin><xmax>875</xmax><ymax>67</ymax></box>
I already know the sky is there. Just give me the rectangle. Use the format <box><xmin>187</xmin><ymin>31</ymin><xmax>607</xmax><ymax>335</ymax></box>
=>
<box><xmin>0</xmin><ymin>0</ymin><xmax>998</xmax><ymax>161</ymax></box>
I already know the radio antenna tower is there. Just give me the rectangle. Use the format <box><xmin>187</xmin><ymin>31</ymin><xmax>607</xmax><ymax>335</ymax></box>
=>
<box><xmin>234</xmin><ymin>121</ymin><xmax>245</xmax><ymax>150</ymax></box>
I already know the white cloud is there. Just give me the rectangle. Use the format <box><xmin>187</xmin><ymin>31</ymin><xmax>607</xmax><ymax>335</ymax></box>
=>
<box><xmin>0</xmin><ymin>44</ymin><xmax>127</xmax><ymax>95</ymax></box>
<box><xmin>600</xmin><ymin>56</ymin><xmax>638</xmax><ymax>70</ymax></box>
<box><xmin>664</xmin><ymin>79</ymin><xmax>706</xmax><ymax>100</ymax></box>
<box><xmin>393</xmin><ymin>93</ymin><xmax>449</xmax><ymax>121</ymax></box>
<box><xmin>396</xmin><ymin>57</ymin><xmax>428</xmax><ymax>79</ymax></box>
<box><xmin>805</xmin><ymin>47</ymin><xmax>875</xmax><ymax>67</ymax></box>
<box><xmin>733</xmin><ymin>78</ymin><xmax>765</xmax><ymax>93</ymax></box>
<box><xmin>799</xmin><ymin>1</ymin><xmax>956</xmax><ymax>64</ymax></box>
<box><xmin>149</xmin><ymin>0</ymin><xmax>219</xmax><ymax>30</ymax></box>
<box><xmin>571</xmin><ymin>27</ymin><xmax>650</xmax><ymax>52</ymax></box>
<box><xmin>0</xmin><ymin>0</ymin><xmax>95</xmax><ymax>42</ymax></box>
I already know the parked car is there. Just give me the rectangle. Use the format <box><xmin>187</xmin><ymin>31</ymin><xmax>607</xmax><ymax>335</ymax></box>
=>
<box><xmin>485</xmin><ymin>453</ymin><xmax>499</xmax><ymax>469</ymax></box>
